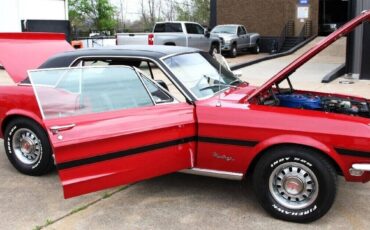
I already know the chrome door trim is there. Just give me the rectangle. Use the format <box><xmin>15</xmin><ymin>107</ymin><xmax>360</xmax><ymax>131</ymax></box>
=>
<box><xmin>179</xmin><ymin>168</ymin><xmax>244</xmax><ymax>181</ymax></box>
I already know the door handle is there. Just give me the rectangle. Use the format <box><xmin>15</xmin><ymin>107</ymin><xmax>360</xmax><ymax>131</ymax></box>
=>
<box><xmin>50</xmin><ymin>124</ymin><xmax>76</xmax><ymax>134</ymax></box>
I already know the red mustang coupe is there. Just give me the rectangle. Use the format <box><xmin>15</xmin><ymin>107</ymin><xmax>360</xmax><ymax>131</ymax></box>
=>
<box><xmin>0</xmin><ymin>12</ymin><xmax>369</xmax><ymax>223</ymax></box>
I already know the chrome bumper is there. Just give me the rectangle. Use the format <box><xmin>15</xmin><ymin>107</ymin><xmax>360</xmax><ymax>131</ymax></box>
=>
<box><xmin>350</xmin><ymin>164</ymin><xmax>370</xmax><ymax>176</ymax></box>
<box><xmin>352</xmin><ymin>164</ymin><xmax>370</xmax><ymax>171</ymax></box>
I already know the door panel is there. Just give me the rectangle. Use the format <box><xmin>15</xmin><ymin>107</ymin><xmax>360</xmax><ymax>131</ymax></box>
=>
<box><xmin>29</xmin><ymin>66</ymin><xmax>196</xmax><ymax>198</ymax></box>
<box><xmin>186</xmin><ymin>23</ymin><xmax>209</xmax><ymax>51</ymax></box>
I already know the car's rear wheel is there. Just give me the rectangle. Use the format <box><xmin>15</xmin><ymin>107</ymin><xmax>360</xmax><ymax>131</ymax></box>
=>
<box><xmin>251</xmin><ymin>43</ymin><xmax>260</xmax><ymax>54</ymax></box>
<box><xmin>252</xmin><ymin>146</ymin><xmax>337</xmax><ymax>223</ymax></box>
<box><xmin>4</xmin><ymin>118</ymin><xmax>54</xmax><ymax>176</ymax></box>
<box><xmin>229</xmin><ymin>44</ymin><xmax>237</xmax><ymax>58</ymax></box>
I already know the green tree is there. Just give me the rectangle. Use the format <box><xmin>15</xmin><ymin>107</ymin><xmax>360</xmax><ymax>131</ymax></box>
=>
<box><xmin>175</xmin><ymin>0</ymin><xmax>210</xmax><ymax>25</ymax></box>
<box><xmin>69</xmin><ymin>0</ymin><xmax>118</xmax><ymax>33</ymax></box>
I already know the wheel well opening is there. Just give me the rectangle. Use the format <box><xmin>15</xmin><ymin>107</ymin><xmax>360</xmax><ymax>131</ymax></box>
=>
<box><xmin>246</xmin><ymin>144</ymin><xmax>343</xmax><ymax>178</ymax></box>
<box><xmin>2</xmin><ymin>115</ymin><xmax>37</xmax><ymax>135</ymax></box>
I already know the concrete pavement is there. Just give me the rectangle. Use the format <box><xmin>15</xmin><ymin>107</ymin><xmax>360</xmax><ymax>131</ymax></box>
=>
<box><xmin>0</xmin><ymin>38</ymin><xmax>369</xmax><ymax>229</ymax></box>
<box><xmin>0</xmin><ymin>139</ymin><xmax>370</xmax><ymax>230</ymax></box>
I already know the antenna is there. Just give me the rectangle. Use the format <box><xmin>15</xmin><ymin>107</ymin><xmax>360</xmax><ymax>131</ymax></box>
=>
<box><xmin>216</xmin><ymin>42</ymin><xmax>222</xmax><ymax>107</ymax></box>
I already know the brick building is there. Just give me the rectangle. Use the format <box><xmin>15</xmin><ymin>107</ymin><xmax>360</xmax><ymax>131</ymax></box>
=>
<box><xmin>210</xmin><ymin>0</ymin><xmax>370</xmax><ymax>80</ymax></box>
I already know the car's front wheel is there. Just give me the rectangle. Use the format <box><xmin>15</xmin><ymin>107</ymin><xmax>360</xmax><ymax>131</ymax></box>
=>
<box><xmin>4</xmin><ymin>118</ymin><xmax>54</xmax><ymax>176</ymax></box>
<box><xmin>229</xmin><ymin>44</ymin><xmax>237</xmax><ymax>58</ymax></box>
<box><xmin>252</xmin><ymin>146</ymin><xmax>337</xmax><ymax>223</ymax></box>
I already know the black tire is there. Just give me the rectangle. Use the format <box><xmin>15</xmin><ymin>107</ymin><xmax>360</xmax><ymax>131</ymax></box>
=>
<box><xmin>252</xmin><ymin>146</ymin><xmax>337</xmax><ymax>223</ymax></box>
<box><xmin>251</xmin><ymin>42</ymin><xmax>260</xmax><ymax>54</ymax></box>
<box><xmin>229</xmin><ymin>43</ymin><xmax>237</xmax><ymax>58</ymax></box>
<box><xmin>4</xmin><ymin>118</ymin><xmax>54</xmax><ymax>176</ymax></box>
<box><xmin>209</xmin><ymin>43</ymin><xmax>220</xmax><ymax>56</ymax></box>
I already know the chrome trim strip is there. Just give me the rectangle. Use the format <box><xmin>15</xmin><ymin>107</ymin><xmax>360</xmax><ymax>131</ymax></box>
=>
<box><xmin>179</xmin><ymin>168</ymin><xmax>244</xmax><ymax>181</ymax></box>
<box><xmin>352</xmin><ymin>164</ymin><xmax>370</xmax><ymax>171</ymax></box>
<box><xmin>68</xmin><ymin>55</ymin><xmax>193</xmax><ymax>102</ymax></box>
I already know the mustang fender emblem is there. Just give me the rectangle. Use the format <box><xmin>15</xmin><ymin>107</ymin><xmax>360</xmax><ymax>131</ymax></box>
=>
<box><xmin>213</xmin><ymin>152</ymin><xmax>235</xmax><ymax>162</ymax></box>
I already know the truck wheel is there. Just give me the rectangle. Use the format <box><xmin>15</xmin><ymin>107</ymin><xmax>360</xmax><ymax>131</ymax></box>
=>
<box><xmin>209</xmin><ymin>43</ymin><xmax>220</xmax><ymax>56</ymax></box>
<box><xmin>229</xmin><ymin>44</ymin><xmax>237</xmax><ymax>58</ymax></box>
<box><xmin>252</xmin><ymin>146</ymin><xmax>337</xmax><ymax>223</ymax></box>
<box><xmin>4</xmin><ymin>118</ymin><xmax>54</xmax><ymax>176</ymax></box>
<box><xmin>251</xmin><ymin>43</ymin><xmax>260</xmax><ymax>54</ymax></box>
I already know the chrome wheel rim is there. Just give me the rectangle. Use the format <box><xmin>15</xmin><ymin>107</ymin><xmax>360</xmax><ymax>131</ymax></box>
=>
<box><xmin>12</xmin><ymin>128</ymin><xmax>42</xmax><ymax>165</ymax></box>
<box><xmin>269</xmin><ymin>162</ymin><xmax>319</xmax><ymax>210</ymax></box>
<box><xmin>232</xmin><ymin>47</ymin><xmax>237</xmax><ymax>56</ymax></box>
<box><xmin>212</xmin><ymin>46</ymin><xmax>218</xmax><ymax>56</ymax></box>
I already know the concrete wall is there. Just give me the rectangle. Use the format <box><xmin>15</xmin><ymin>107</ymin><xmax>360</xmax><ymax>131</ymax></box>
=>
<box><xmin>0</xmin><ymin>0</ymin><xmax>68</xmax><ymax>32</ymax></box>
<box><xmin>216</xmin><ymin>0</ymin><xmax>319</xmax><ymax>37</ymax></box>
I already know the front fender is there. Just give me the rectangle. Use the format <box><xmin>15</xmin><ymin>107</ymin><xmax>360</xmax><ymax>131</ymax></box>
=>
<box><xmin>247</xmin><ymin>134</ymin><xmax>347</xmax><ymax>176</ymax></box>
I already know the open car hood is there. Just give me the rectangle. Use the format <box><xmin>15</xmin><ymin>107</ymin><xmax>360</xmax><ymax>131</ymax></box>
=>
<box><xmin>0</xmin><ymin>33</ymin><xmax>73</xmax><ymax>83</ymax></box>
<box><xmin>247</xmin><ymin>10</ymin><xmax>370</xmax><ymax>101</ymax></box>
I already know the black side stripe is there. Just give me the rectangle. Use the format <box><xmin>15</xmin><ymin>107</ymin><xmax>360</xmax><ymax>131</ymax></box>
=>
<box><xmin>57</xmin><ymin>136</ymin><xmax>196</xmax><ymax>170</ymax></box>
<box><xmin>57</xmin><ymin>136</ymin><xmax>259</xmax><ymax>170</ymax></box>
<box><xmin>198</xmin><ymin>136</ymin><xmax>258</xmax><ymax>147</ymax></box>
<box><xmin>335</xmin><ymin>148</ymin><xmax>370</xmax><ymax>158</ymax></box>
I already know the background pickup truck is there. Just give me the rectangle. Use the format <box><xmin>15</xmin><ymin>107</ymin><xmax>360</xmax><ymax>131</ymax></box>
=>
<box><xmin>211</xmin><ymin>24</ymin><xmax>260</xmax><ymax>57</ymax></box>
<box><xmin>116</xmin><ymin>21</ymin><xmax>221</xmax><ymax>54</ymax></box>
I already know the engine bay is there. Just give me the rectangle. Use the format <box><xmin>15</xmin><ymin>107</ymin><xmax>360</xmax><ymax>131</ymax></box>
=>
<box><xmin>271</xmin><ymin>93</ymin><xmax>370</xmax><ymax>118</ymax></box>
<box><xmin>260</xmin><ymin>78</ymin><xmax>370</xmax><ymax>118</ymax></box>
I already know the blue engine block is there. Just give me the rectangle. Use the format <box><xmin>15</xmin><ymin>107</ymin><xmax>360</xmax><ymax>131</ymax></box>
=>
<box><xmin>276</xmin><ymin>94</ymin><xmax>322</xmax><ymax>110</ymax></box>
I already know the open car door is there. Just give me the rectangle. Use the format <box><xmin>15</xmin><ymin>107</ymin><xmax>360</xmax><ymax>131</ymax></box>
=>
<box><xmin>28</xmin><ymin>66</ymin><xmax>195</xmax><ymax>198</ymax></box>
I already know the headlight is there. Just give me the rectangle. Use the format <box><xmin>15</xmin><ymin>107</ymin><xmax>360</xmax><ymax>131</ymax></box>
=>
<box><xmin>223</xmin><ymin>38</ymin><xmax>232</xmax><ymax>44</ymax></box>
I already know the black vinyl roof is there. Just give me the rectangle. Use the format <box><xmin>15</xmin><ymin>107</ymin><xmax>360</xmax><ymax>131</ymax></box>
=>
<box><xmin>40</xmin><ymin>45</ymin><xmax>200</xmax><ymax>69</ymax></box>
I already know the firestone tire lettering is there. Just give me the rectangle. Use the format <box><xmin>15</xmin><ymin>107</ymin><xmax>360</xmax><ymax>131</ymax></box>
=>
<box><xmin>4</xmin><ymin>118</ymin><xmax>54</xmax><ymax>176</ymax></box>
<box><xmin>252</xmin><ymin>146</ymin><xmax>337</xmax><ymax>223</ymax></box>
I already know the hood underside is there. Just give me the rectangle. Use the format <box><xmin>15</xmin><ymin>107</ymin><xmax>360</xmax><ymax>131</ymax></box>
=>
<box><xmin>0</xmin><ymin>33</ymin><xmax>73</xmax><ymax>83</ymax></box>
<box><xmin>247</xmin><ymin>10</ymin><xmax>370</xmax><ymax>101</ymax></box>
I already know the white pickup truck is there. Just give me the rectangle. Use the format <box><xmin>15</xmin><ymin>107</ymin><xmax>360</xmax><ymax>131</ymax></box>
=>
<box><xmin>116</xmin><ymin>21</ymin><xmax>221</xmax><ymax>54</ymax></box>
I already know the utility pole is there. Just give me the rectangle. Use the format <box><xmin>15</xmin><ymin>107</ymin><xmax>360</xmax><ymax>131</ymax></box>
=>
<box><xmin>120</xmin><ymin>0</ymin><xmax>125</xmax><ymax>31</ymax></box>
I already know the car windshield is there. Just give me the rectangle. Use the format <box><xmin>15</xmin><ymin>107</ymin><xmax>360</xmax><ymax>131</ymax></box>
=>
<box><xmin>211</xmin><ymin>26</ymin><xmax>236</xmax><ymax>34</ymax></box>
<box><xmin>163</xmin><ymin>52</ymin><xmax>241</xmax><ymax>99</ymax></box>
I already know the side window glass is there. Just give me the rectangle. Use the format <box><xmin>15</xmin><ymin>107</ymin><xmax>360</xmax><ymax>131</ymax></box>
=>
<box><xmin>242</xmin><ymin>26</ymin><xmax>247</xmax><ymax>34</ymax></box>
<box><xmin>29</xmin><ymin>67</ymin><xmax>154</xmax><ymax>119</ymax></box>
<box><xmin>187</xmin><ymin>24</ymin><xmax>205</xmax><ymax>34</ymax></box>
<box><xmin>74</xmin><ymin>58</ymin><xmax>188</xmax><ymax>103</ymax></box>
<box><xmin>195</xmin><ymin>24</ymin><xmax>205</xmax><ymax>34</ymax></box>
<box><xmin>166</xmin><ymin>23</ymin><xmax>183</xmax><ymax>32</ymax></box>
<box><xmin>154</xmin><ymin>24</ymin><xmax>165</xmax><ymax>32</ymax></box>
<box><xmin>238</xmin><ymin>27</ymin><xmax>244</xmax><ymax>35</ymax></box>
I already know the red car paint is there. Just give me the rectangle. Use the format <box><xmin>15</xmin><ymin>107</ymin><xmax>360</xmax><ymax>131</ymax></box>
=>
<box><xmin>0</xmin><ymin>33</ymin><xmax>73</xmax><ymax>83</ymax></box>
<box><xmin>0</xmin><ymin>12</ymin><xmax>369</xmax><ymax>199</ymax></box>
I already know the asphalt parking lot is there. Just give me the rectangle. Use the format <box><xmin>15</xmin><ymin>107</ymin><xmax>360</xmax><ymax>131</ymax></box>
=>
<box><xmin>0</xmin><ymin>139</ymin><xmax>370</xmax><ymax>230</ymax></box>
